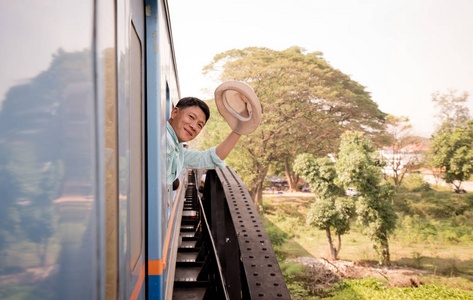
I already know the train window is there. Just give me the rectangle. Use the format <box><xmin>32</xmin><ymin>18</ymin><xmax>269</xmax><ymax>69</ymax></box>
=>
<box><xmin>129</xmin><ymin>22</ymin><xmax>143</xmax><ymax>270</ymax></box>
<box><xmin>166</xmin><ymin>82</ymin><xmax>171</xmax><ymax>120</ymax></box>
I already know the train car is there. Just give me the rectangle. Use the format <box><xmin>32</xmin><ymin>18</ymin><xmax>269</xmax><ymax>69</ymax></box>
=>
<box><xmin>0</xmin><ymin>1</ymin><xmax>290</xmax><ymax>299</ymax></box>
<box><xmin>0</xmin><ymin>0</ymin><xmax>179</xmax><ymax>298</ymax></box>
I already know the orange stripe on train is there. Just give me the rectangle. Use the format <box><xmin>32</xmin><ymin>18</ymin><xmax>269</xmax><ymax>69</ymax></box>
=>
<box><xmin>129</xmin><ymin>264</ymin><xmax>145</xmax><ymax>300</ymax></box>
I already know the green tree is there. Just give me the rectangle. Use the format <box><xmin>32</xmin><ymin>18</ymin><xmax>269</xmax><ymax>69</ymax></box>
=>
<box><xmin>293</xmin><ymin>154</ymin><xmax>354</xmax><ymax>260</ymax></box>
<box><xmin>429</xmin><ymin>90</ymin><xmax>471</xmax><ymax>185</ymax></box>
<box><xmin>202</xmin><ymin>47</ymin><xmax>386</xmax><ymax>206</ymax></box>
<box><xmin>432</xmin><ymin>89</ymin><xmax>471</xmax><ymax>133</ymax></box>
<box><xmin>430</xmin><ymin>120</ymin><xmax>473</xmax><ymax>190</ymax></box>
<box><xmin>336</xmin><ymin>131</ymin><xmax>397</xmax><ymax>266</ymax></box>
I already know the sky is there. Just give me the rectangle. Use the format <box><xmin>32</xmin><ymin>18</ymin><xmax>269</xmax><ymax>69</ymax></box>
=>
<box><xmin>168</xmin><ymin>0</ymin><xmax>473</xmax><ymax>137</ymax></box>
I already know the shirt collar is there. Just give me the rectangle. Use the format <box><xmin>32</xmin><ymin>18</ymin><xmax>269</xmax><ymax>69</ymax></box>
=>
<box><xmin>167</xmin><ymin>121</ymin><xmax>179</xmax><ymax>147</ymax></box>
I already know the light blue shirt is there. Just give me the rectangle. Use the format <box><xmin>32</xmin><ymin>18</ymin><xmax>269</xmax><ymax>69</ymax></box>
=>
<box><xmin>166</xmin><ymin>122</ymin><xmax>226</xmax><ymax>185</ymax></box>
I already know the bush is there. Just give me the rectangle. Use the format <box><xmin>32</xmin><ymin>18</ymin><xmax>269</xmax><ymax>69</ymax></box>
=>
<box><xmin>328</xmin><ymin>278</ymin><xmax>473</xmax><ymax>299</ymax></box>
<box><xmin>399</xmin><ymin>190</ymin><xmax>473</xmax><ymax>218</ymax></box>
<box><xmin>280</xmin><ymin>261</ymin><xmax>305</xmax><ymax>277</ymax></box>
<box><xmin>401</xmin><ymin>175</ymin><xmax>427</xmax><ymax>192</ymax></box>
<box><xmin>266</xmin><ymin>225</ymin><xmax>290</xmax><ymax>246</ymax></box>
<box><xmin>394</xmin><ymin>213</ymin><xmax>473</xmax><ymax>244</ymax></box>
<box><xmin>412</xmin><ymin>182</ymin><xmax>431</xmax><ymax>192</ymax></box>
<box><xmin>393</xmin><ymin>194</ymin><xmax>419</xmax><ymax>214</ymax></box>
<box><xmin>280</xmin><ymin>262</ymin><xmax>320</xmax><ymax>300</ymax></box>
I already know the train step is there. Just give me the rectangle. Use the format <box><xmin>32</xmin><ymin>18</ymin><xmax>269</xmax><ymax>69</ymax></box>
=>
<box><xmin>180</xmin><ymin>223</ymin><xmax>199</xmax><ymax>233</ymax></box>
<box><xmin>182</xmin><ymin>210</ymin><xmax>198</xmax><ymax>217</ymax></box>
<box><xmin>181</xmin><ymin>224</ymin><xmax>195</xmax><ymax>230</ymax></box>
<box><xmin>172</xmin><ymin>286</ymin><xmax>207</xmax><ymax>300</ymax></box>
<box><xmin>180</xmin><ymin>231</ymin><xmax>196</xmax><ymax>238</ymax></box>
<box><xmin>175</xmin><ymin>266</ymin><xmax>203</xmax><ymax>282</ymax></box>
<box><xmin>180</xmin><ymin>239</ymin><xmax>197</xmax><ymax>249</ymax></box>
<box><xmin>176</xmin><ymin>251</ymin><xmax>200</xmax><ymax>263</ymax></box>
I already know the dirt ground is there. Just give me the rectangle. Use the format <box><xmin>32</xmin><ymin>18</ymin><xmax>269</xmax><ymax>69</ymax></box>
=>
<box><xmin>287</xmin><ymin>257</ymin><xmax>429</xmax><ymax>289</ymax></box>
<box><xmin>423</xmin><ymin>175</ymin><xmax>473</xmax><ymax>192</ymax></box>
<box><xmin>263</xmin><ymin>191</ymin><xmax>315</xmax><ymax>198</ymax></box>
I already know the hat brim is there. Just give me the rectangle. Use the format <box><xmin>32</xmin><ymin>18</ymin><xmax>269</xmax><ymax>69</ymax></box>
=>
<box><xmin>215</xmin><ymin>81</ymin><xmax>262</xmax><ymax>135</ymax></box>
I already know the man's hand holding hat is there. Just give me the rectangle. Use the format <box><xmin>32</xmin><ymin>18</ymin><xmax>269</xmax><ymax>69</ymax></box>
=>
<box><xmin>215</xmin><ymin>81</ymin><xmax>262</xmax><ymax>135</ymax></box>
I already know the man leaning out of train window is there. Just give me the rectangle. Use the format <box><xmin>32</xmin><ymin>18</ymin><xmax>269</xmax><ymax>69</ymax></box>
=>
<box><xmin>166</xmin><ymin>81</ymin><xmax>262</xmax><ymax>190</ymax></box>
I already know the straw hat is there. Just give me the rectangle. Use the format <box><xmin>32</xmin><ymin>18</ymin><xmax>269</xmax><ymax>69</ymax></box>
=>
<box><xmin>215</xmin><ymin>81</ymin><xmax>262</xmax><ymax>135</ymax></box>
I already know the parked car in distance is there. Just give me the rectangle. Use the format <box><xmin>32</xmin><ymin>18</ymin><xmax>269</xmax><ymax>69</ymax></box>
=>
<box><xmin>454</xmin><ymin>188</ymin><xmax>467</xmax><ymax>194</ymax></box>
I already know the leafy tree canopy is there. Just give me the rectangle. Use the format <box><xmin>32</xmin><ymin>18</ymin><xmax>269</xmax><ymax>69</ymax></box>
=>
<box><xmin>200</xmin><ymin>47</ymin><xmax>386</xmax><ymax>204</ymax></box>
<box><xmin>432</xmin><ymin>89</ymin><xmax>471</xmax><ymax>134</ymax></box>
<box><xmin>430</xmin><ymin>120</ymin><xmax>473</xmax><ymax>189</ymax></box>
<box><xmin>293</xmin><ymin>154</ymin><xmax>343</xmax><ymax>198</ymax></box>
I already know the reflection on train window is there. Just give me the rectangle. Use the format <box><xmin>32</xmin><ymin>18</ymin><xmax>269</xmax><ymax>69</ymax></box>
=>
<box><xmin>104</xmin><ymin>45</ymin><xmax>118</xmax><ymax>299</ymax></box>
<box><xmin>167</xmin><ymin>82</ymin><xmax>174</xmax><ymax>220</ymax></box>
<box><xmin>130</xmin><ymin>22</ymin><xmax>143</xmax><ymax>270</ymax></box>
<box><xmin>166</xmin><ymin>82</ymin><xmax>171</xmax><ymax>121</ymax></box>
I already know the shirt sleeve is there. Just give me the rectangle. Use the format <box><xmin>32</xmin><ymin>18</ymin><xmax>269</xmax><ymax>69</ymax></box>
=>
<box><xmin>182</xmin><ymin>146</ymin><xmax>226</xmax><ymax>170</ymax></box>
<box><xmin>166</xmin><ymin>133</ymin><xmax>176</xmax><ymax>185</ymax></box>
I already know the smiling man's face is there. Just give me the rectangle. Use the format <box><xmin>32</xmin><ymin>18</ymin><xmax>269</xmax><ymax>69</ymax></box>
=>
<box><xmin>168</xmin><ymin>106</ymin><xmax>206</xmax><ymax>143</ymax></box>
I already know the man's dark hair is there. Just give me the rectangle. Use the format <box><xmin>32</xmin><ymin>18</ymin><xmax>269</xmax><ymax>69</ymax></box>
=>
<box><xmin>175</xmin><ymin>97</ymin><xmax>210</xmax><ymax>123</ymax></box>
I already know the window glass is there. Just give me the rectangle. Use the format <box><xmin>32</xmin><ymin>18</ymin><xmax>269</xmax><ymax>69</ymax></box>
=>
<box><xmin>129</xmin><ymin>22</ymin><xmax>143</xmax><ymax>269</ymax></box>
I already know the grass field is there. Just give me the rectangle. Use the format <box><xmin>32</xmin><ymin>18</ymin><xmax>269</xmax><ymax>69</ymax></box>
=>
<box><xmin>262</xmin><ymin>187</ymin><xmax>473</xmax><ymax>299</ymax></box>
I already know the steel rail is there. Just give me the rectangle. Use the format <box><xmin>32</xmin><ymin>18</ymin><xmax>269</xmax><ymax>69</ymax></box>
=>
<box><xmin>193</xmin><ymin>174</ymin><xmax>231</xmax><ymax>300</ymax></box>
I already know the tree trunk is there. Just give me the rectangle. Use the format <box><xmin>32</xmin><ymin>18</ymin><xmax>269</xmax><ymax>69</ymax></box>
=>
<box><xmin>392</xmin><ymin>158</ymin><xmax>401</xmax><ymax>188</ymax></box>
<box><xmin>453</xmin><ymin>180</ymin><xmax>462</xmax><ymax>190</ymax></box>
<box><xmin>379</xmin><ymin>233</ymin><xmax>391</xmax><ymax>266</ymax></box>
<box><xmin>249</xmin><ymin>187</ymin><xmax>257</xmax><ymax>206</ymax></box>
<box><xmin>336</xmin><ymin>233</ymin><xmax>342</xmax><ymax>259</ymax></box>
<box><xmin>284</xmin><ymin>157</ymin><xmax>299</xmax><ymax>192</ymax></box>
<box><xmin>398</xmin><ymin>169</ymin><xmax>408</xmax><ymax>188</ymax></box>
<box><xmin>249</xmin><ymin>164</ymin><xmax>269</xmax><ymax>210</ymax></box>
<box><xmin>254</xmin><ymin>182</ymin><xmax>264</xmax><ymax>210</ymax></box>
<box><xmin>325</xmin><ymin>227</ymin><xmax>337</xmax><ymax>260</ymax></box>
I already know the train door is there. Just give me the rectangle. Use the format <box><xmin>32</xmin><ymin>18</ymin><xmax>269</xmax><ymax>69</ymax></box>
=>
<box><xmin>117</xmin><ymin>0</ymin><xmax>147</xmax><ymax>299</ymax></box>
<box><xmin>130</xmin><ymin>1</ymin><xmax>146</xmax><ymax>297</ymax></box>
